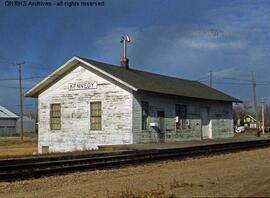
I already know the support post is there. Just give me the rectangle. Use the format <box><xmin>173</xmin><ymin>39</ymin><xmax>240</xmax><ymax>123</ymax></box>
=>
<box><xmin>262</xmin><ymin>98</ymin><xmax>265</xmax><ymax>135</ymax></box>
<box><xmin>209</xmin><ymin>70</ymin><xmax>212</xmax><ymax>88</ymax></box>
<box><xmin>16</xmin><ymin>62</ymin><xmax>25</xmax><ymax>141</ymax></box>
<box><xmin>251</xmin><ymin>72</ymin><xmax>259</xmax><ymax>136</ymax></box>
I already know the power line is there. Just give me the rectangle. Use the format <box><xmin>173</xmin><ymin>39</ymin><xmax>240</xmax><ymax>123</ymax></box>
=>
<box><xmin>199</xmin><ymin>80</ymin><xmax>270</xmax><ymax>86</ymax></box>
<box><xmin>3</xmin><ymin>104</ymin><xmax>36</xmax><ymax>107</ymax></box>
<box><xmin>0</xmin><ymin>58</ymin><xmax>52</xmax><ymax>71</ymax></box>
<box><xmin>25</xmin><ymin>61</ymin><xmax>52</xmax><ymax>70</ymax></box>
<box><xmin>0</xmin><ymin>76</ymin><xmax>45</xmax><ymax>81</ymax></box>
<box><xmin>197</xmin><ymin>70</ymin><xmax>270</xmax><ymax>85</ymax></box>
<box><xmin>0</xmin><ymin>85</ymin><xmax>30</xmax><ymax>89</ymax></box>
<box><xmin>222</xmin><ymin>77</ymin><xmax>270</xmax><ymax>84</ymax></box>
<box><xmin>196</xmin><ymin>76</ymin><xmax>208</xmax><ymax>81</ymax></box>
<box><xmin>222</xmin><ymin>77</ymin><xmax>252</xmax><ymax>82</ymax></box>
<box><xmin>0</xmin><ymin>69</ymin><xmax>83</xmax><ymax>82</ymax></box>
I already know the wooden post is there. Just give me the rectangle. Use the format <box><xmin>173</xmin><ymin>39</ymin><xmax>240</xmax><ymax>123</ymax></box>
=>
<box><xmin>16</xmin><ymin>62</ymin><xmax>25</xmax><ymax>141</ymax></box>
<box><xmin>251</xmin><ymin>72</ymin><xmax>259</xmax><ymax>136</ymax></box>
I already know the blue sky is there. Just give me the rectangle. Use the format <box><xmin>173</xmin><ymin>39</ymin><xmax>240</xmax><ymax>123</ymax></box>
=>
<box><xmin>0</xmin><ymin>0</ymin><xmax>270</xmax><ymax>113</ymax></box>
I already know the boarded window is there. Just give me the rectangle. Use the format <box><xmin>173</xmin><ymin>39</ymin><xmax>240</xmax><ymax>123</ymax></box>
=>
<box><xmin>50</xmin><ymin>104</ymin><xmax>61</xmax><ymax>130</ymax></box>
<box><xmin>142</xmin><ymin>101</ymin><xmax>149</xmax><ymax>130</ymax></box>
<box><xmin>90</xmin><ymin>102</ymin><xmax>102</xmax><ymax>130</ymax></box>
<box><xmin>175</xmin><ymin>104</ymin><xmax>187</xmax><ymax>129</ymax></box>
<box><xmin>42</xmin><ymin>146</ymin><xmax>49</xmax><ymax>154</ymax></box>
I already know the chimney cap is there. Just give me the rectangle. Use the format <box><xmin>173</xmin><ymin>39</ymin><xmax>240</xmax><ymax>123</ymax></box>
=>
<box><xmin>121</xmin><ymin>35</ymin><xmax>130</xmax><ymax>43</ymax></box>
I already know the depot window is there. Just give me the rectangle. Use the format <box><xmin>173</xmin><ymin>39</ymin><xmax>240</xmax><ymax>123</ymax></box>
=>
<box><xmin>50</xmin><ymin>104</ymin><xmax>61</xmax><ymax>130</ymax></box>
<box><xmin>90</xmin><ymin>102</ymin><xmax>102</xmax><ymax>130</ymax></box>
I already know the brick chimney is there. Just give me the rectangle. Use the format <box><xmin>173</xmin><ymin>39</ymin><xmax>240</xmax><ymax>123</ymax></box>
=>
<box><xmin>120</xmin><ymin>35</ymin><xmax>130</xmax><ymax>69</ymax></box>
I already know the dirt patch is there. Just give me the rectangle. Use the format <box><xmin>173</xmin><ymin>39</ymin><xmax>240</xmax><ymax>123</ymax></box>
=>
<box><xmin>1</xmin><ymin>147</ymin><xmax>270</xmax><ymax>197</ymax></box>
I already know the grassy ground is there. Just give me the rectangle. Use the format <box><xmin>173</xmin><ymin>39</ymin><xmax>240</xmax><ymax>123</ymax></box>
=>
<box><xmin>1</xmin><ymin>147</ymin><xmax>270</xmax><ymax>197</ymax></box>
<box><xmin>1</xmin><ymin>133</ymin><xmax>270</xmax><ymax>197</ymax></box>
<box><xmin>0</xmin><ymin>135</ymin><xmax>37</xmax><ymax>158</ymax></box>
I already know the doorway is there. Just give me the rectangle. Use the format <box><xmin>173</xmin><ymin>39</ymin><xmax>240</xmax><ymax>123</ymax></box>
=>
<box><xmin>201</xmin><ymin>107</ymin><xmax>212</xmax><ymax>139</ymax></box>
<box><xmin>157</xmin><ymin>111</ymin><xmax>165</xmax><ymax>143</ymax></box>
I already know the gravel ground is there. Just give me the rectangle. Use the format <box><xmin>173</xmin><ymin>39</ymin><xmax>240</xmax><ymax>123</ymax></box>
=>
<box><xmin>1</xmin><ymin>147</ymin><xmax>270</xmax><ymax>197</ymax></box>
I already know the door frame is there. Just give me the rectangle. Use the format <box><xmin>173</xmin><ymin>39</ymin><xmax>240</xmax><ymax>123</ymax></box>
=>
<box><xmin>157</xmin><ymin>110</ymin><xmax>165</xmax><ymax>143</ymax></box>
<box><xmin>200</xmin><ymin>107</ymin><xmax>212</xmax><ymax>139</ymax></box>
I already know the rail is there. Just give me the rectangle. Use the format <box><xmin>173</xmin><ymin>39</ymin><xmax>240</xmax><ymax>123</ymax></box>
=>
<box><xmin>1</xmin><ymin>139</ymin><xmax>270</xmax><ymax>182</ymax></box>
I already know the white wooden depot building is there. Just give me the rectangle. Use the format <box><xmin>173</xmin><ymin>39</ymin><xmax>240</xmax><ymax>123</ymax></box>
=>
<box><xmin>25</xmin><ymin>56</ymin><xmax>240</xmax><ymax>153</ymax></box>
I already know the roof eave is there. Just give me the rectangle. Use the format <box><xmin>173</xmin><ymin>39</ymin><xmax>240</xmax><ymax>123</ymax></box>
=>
<box><xmin>24</xmin><ymin>56</ymin><xmax>138</xmax><ymax>98</ymax></box>
<box><xmin>137</xmin><ymin>89</ymin><xmax>241</xmax><ymax>103</ymax></box>
<box><xmin>24</xmin><ymin>56</ymin><xmax>82</xmax><ymax>98</ymax></box>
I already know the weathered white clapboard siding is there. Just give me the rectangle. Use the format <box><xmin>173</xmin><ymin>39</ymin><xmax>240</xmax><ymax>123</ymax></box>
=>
<box><xmin>132</xmin><ymin>92</ymin><xmax>233</xmax><ymax>143</ymax></box>
<box><xmin>37</xmin><ymin>60</ymin><xmax>234</xmax><ymax>153</ymax></box>
<box><xmin>38</xmin><ymin>64</ymin><xmax>133</xmax><ymax>153</ymax></box>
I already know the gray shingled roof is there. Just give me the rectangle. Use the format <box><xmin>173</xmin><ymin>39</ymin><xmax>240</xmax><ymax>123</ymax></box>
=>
<box><xmin>0</xmin><ymin>105</ymin><xmax>19</xmax><ymax>119</ymax></box>
<box><xmin>79</xmin><ymin>57</ymin><xmax>240</xmax><ymax>102</ymax></box>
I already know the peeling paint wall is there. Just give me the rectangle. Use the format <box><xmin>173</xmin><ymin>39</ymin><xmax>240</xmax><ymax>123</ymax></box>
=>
<box><xmin>38</xmin><ymin>64</ymin><xmax>133</xmax><ymax>153</ymax></box>
<box><xmin>132</xmin><ymin>92</ymin><xmax>233</xmax><ymax>143</ymax></box>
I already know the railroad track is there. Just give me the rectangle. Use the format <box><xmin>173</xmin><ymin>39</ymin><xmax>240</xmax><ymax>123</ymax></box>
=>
<box><xmin>1</xmin><ymin>139</ymin><xmax>270</xmax><ymax>182</ymax></box>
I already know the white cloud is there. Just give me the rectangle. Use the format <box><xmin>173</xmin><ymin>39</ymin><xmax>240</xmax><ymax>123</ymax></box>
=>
<box><xmin>180</xmin><ymin>39</ymin><xmax>246</xmax><ymax>51</ymax></box>
<box><xmin>93</xmin><ymin>0</ymin><xmax>270</xmax><ymax>81</ymax></box>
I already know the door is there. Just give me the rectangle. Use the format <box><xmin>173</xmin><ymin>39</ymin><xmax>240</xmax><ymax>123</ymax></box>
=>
<box><xmin>157</xmin><ymin>111</ymin><xmax>165</xmax><ymax>143</ymax></box>
<box><xmin>201</xmin><ymin>108</ymin><xmax>211</xmax><ymax>139</ymax></box>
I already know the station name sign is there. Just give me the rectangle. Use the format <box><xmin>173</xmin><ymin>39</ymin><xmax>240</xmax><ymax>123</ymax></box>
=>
<box><xmin>68</xmin><ymin>81</ymin><xmax>97</xmax><ymax>91</ymax></box>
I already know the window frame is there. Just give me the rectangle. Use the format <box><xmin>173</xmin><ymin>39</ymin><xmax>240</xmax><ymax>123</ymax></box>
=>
<box><xmin>90</xmin><ymin>101</ymin><xmax>102</xmax><ymax>131</ymax></box>
<box><xmin>50</xmin><ymin>103</ymin><xmax>61</xmax><ymax>130</ymax></box>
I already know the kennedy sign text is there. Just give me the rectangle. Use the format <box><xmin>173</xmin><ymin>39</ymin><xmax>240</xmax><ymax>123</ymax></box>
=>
<box><xmin>69</xmin><ymin>81</ymin><xmax>97</xmax><ymax>91</ymax></box>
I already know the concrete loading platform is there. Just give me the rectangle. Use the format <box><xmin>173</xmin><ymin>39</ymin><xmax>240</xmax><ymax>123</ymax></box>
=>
<box><xmin>98</xmin><ymin>135</ymin><xmax>270</xmax><ymax>151</ymax></box>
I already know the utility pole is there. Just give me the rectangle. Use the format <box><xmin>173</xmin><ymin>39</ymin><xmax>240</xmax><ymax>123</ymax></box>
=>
<box><xmin>209</xmin><ymin>70</ymin><xmax>213</xmax><ymax>88</ymax></box>
<box><xmin>16</xmin><ymin>62</ymin><xmax>25</xmax><ymax>141</ymax></box>
<box><xmin>251</xmin><ymin>72</ymin><xmax>259</xmax><ymax>136</ymax></box>
<box><xmin>262</xmin><ymin>98</ymin><xmax>265</xmax><ymax>135</ymax></box>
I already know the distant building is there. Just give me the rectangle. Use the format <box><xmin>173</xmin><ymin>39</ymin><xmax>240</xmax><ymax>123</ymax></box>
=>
<box><xmin>16</xmin><ymin>116</ymin><xmax>36</xmax><ymax>133</ymax></box>
<box><xmin>243</xmin><ymin>115</ymin><xmax>257</xmax><ymax>129</ymax></box>
<box><xmin>0</xmin><ymin>105</ymin><xmax>19</xmax><ymax>136</ymax></box>
<box><xmin>25</xmin><ymin>56</ymin><xmax>240</xmax><ymax>153</ymax></box>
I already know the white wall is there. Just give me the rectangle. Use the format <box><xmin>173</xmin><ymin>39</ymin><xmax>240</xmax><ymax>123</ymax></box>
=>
<box><xmin>38</xmin><ymin>64</ymin><xmax>133</xmax><ymax>153</ymax></box>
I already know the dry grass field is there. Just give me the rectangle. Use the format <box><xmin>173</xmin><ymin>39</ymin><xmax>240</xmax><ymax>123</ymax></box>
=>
<box><xmin>0</xmin><ymin>147</ymin><xmax>270</xmax><ymax>197</ymax></box>
<box><xmin>0</xmin><ymin>136</ymin><xmax>37</xmax><ymax>158</ymax></box>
